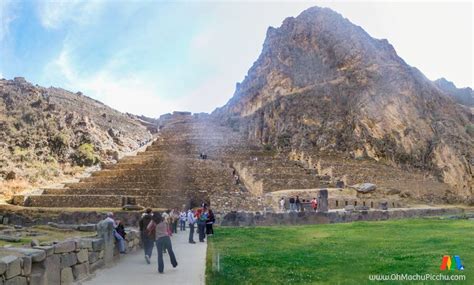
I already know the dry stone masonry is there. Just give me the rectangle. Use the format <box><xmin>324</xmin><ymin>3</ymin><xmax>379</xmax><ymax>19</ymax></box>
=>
<box><xmin>10</xmin><ymin>112</ymin><xmax>450</xmax><ymax>213</ymax></box>
<box><xmin>0</xmin><ymin>227</ymin><xmax>140</xmax><ymax>284</ymax></box>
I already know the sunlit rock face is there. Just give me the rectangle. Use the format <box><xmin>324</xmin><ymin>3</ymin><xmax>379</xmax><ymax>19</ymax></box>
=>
<box><xmin>214</xmin><ymin>6</ymin><xmax>473</xmax><ymax>203</ymax></box>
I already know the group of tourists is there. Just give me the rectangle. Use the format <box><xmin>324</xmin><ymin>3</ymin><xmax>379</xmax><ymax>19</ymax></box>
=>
<box><xmin>138</xmin><ymin>208</ymin><xmax>178</xmax><ymax>273</ymax></box>
<box><xmin>136</xmin><ymin>204</ymin><xmax>215</xmax><ymax>273</ymax></box>
<box><xmin>186</xmin><ymin>204</ymin><xmax>215</xmax><ymax>243</ymax></box>
<box><xmin>279</xmin><ymin>196</ymin><xmax>318</xmax><ymax>212</ymax></box>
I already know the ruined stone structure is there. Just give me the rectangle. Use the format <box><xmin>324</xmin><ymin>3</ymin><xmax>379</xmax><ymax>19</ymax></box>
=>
<box><xmin>12</xmin><ymin>112</ymin><xmax>424</xmax><ymax>212</ymax></box>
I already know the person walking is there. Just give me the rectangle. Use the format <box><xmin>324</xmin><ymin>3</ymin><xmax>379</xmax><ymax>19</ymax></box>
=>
<box><xmin>279</xmin><ymin>197</ymin><xmax>285</xmax><ymax>212</ymax></box>
<box><xmin>139</xmin><ymin>208</ymin><xmax>154</xmax><ymax>264</ymax></box>
<box><xmin>206</xmin><ymin>209</ymin><xmax>215</xmax><ymax>236</ymax></box>
<box><xmin>179</xmin><ymin>210</ymin><xmax>187</xmax><ymax>231</ymax></box>
<box><xmin>296</xmin><ymin>196</ymin><xmax>301</xmax><ymax>212</ymax></box>
<box><xmin>187</xmin><ymin>209</ymin><xmax>196</xmax><ymax>244</ymax></box>
<box><xmin>151</xmin><ymin>214</ymin><xmax>178</xmax><ymax>274</ymax></box>
<box><xmin>289</xmin><ymin>197</ymin><xmax>295</xmax><ymax>212</ymax></box>
<box><xmin>162</xmin><ymin>211</ymin><xmax>172</xmax><ymax>236</ymax></box>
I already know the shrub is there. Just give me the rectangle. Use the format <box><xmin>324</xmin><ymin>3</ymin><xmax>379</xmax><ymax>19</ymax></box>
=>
<box><xmin>277</xmin><ymin>133</ymin><xmax>292</xmax><ymax>148</ymax></box>
<box><xmin>49</xmin><ymin>132</ymin><xmax>70</xmax><ymax>158</ymax></box>
<box><xmin>71</xmin><ymin>143</ymin><xmax>100</xmax><ymax>166</ymax></box>
<box><xmin>263</xmin><ymin>143</ymin><xmax>274</xmax><ymax>151</ymax></box>
<box><xmin>13</xmin><ymin>146</ymin><xmax>33</xmax><ymax>162</ymax></box>
<box><xmin>466</xmin><ymin>124</ymin><xmax>474</xmax><ymax>136</ymax></box>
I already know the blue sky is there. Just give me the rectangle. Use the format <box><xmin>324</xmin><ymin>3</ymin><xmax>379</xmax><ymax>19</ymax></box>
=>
<box><xmin>0</xmin><ymin>1</ymin><xmax>472</xmax><ymax>117</ymax></box>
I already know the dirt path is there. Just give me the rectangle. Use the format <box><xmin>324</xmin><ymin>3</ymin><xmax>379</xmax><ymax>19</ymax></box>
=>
<box><xmin>81</xmin><ymin>229</ymin><xmax>207</xmax><ymax>285</ymax></box>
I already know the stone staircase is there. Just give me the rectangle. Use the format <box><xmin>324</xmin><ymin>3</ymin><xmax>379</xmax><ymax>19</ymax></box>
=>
<box><xmin>14</xmin><ymin>114</ymin><xmax>316</xmax><ymax>211</ymax></box>
<box><xmin>10</xmin><ymin>112</ymin><xmax>454</xmax><ymax>211</ymax></box>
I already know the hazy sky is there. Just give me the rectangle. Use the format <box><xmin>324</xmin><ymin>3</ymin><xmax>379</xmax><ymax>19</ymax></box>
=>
<box><xmin>0</xmin><ymin>0</ymin><xmax>472</xmax><ymax>117</ymax></box>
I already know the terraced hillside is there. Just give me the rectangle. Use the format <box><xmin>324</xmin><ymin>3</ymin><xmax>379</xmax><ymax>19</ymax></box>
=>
<box><xmin>11</xmin><ymin>112</ymin><xmax>457</xmax><ymax>212</ymax></box>
<box><xmin>11</xmin><ymin>113</ymin><xmax>320</xmax><ymax>210</ymax></box>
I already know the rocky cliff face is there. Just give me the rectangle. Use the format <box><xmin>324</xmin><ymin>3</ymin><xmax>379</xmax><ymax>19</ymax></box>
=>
<box><xmin>214</xmin><ymin>7</ymin><xmax>473</xmax><ymax>202</ymax></box>
<box><xmin>0</xmin><ymin>77</ymin><xmax>153</xmax><ymax>194</ymax></box>
<box><xmin>434</xmin><ymin>78</ymin><xmax>474</xmax><ymax>107</ymax></box>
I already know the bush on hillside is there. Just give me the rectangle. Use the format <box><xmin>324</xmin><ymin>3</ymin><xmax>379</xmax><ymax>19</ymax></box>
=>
<box><xmin>49</xmin><ymin>132</ymin><xmax>70</xmax><ymax>158</ymax></box>
<box><xmin>71</xmin><ymin>143</ymin><xmax>100</xmax><ymax>166</ymax></box>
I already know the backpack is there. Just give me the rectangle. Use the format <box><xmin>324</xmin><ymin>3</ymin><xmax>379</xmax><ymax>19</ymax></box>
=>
<box><xmin>145</xmin><ymin>220</ymin><xmax>156</xmax><ymax>238</ymax></box>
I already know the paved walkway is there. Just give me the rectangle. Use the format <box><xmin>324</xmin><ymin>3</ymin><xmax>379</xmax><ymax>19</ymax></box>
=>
<box><xmin>82</xmin><ymin>229</ymin><xmax>207</xmax><ymax>285</ymax></box>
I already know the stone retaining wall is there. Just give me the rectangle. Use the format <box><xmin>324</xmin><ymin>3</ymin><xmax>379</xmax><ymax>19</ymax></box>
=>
<box><xmin>0</xmin><ymin>229</ymin><xmax>140</xmax><ymax>284</ymax></box>
<box><xmin>219</xmin><ymin>207</ymin><xmax>466</xmax><ymax>226</ymax></box>
<box><xmin>0</xmin><ymin>211</ymin><xmax>143</xmax><ymax>228</ymax></box>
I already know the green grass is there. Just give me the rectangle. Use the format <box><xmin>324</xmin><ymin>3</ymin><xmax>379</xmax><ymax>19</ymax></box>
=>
<box><xmin>0</xmin><ymin>225</ymin><xmax>95</xmax><ymax>247</ymax></box>
<box><xmin>206</xmin><ymin>219</ymin><xmax>474</xmax><ymax>285</ymax></box>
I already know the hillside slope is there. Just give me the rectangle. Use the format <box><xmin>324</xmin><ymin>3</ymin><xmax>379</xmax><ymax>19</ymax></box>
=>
<box><xmin>214</xmin><ymin>7</ymin><xmax>473</xmax><ymax>203</ymax></box>
<box><xmin>0</xmin><ymin>77</ymin><xmax>153</xmax><ymax>195</ymax></box>
<box><xmin>434</xmin><ymin>78</ymin><xmax>474</xmax><ymax>107</ymax></box>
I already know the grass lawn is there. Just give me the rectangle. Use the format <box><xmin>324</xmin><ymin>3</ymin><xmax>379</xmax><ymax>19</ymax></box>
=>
<box><xmin>0</xmin><ymin>225</ymin><xmax>95</xmax><ymax>247</ymax></box>
<box><xmin>206</xmin><ymin>218</ymin><xmax>473</xmax><ymax>284</ymax></box>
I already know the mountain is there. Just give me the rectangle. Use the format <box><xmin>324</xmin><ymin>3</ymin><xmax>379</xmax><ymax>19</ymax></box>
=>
<box><xmin>214</xmin><ymin>6</ymin><xmax>473</xmax><ymax>202</ymax></box>
<box><xmin>434</xmin><ymin>78</ymin><xmax>474</xmax><ymax>107</ymax></box>
<box><xmin>0</xmin><ymin>77</ymin><xmax>154</xmax><ymax>195</ymax></box>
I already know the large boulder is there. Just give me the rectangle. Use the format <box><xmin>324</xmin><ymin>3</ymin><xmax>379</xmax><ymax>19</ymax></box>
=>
<box><xmin>352</xmin><ymin>183</ymin><xmax>377</xmax><ymax>193</ymax></box>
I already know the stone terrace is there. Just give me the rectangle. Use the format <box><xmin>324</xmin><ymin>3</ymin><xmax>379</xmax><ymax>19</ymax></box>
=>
<box><xmin>13</xmin><ymin>114</ymin><xmax>323</xmax><ymax>211</ymax></box>
<box><xmin>11</xmin><ymin>113</ymin><xmax>450</xmax><ymax>212</ymax></box>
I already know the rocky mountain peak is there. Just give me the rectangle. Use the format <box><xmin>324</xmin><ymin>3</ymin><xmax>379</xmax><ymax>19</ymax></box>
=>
<box><xmin>213</xmin><ymin>6</ymin><xmax>473</xmax><ymax>203</ymax></box>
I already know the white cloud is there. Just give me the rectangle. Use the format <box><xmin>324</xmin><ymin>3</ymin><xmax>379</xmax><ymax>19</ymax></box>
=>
<box><xmin>45</xmin><ymin>45</ymin><xmax>176</xmax><ymax>117</ymax></box>
<box><xmin>39</xmin><ymin>1</ymin><xmax>473</xmax><ymax>119</ymax></box>
<box><xmin>36</xmin><ymin>0</ymin><xmax>104</xmax><ymax>29</ymax></box>
<box><xmin>0</xmin><ymin>0</ymin><xmax>18</xmax><ymax>41</ymax></box>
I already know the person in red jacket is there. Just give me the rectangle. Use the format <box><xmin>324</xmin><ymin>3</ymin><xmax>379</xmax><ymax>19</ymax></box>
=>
<box><xmin>311</xmin><ymin>197</ymin><xmax>318</xmax><ymax>211</ymax></box>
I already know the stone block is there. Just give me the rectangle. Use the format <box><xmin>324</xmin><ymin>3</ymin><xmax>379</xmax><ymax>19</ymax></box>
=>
<box><xmin>0</xmin><ymin>259</ymin><xmax>6</xmax><ymax>275</ymax></box>
<box><xmin>89</xmin><ymin>259</ymin><xmax>105</xmax><ymax>273</ymax></box>
<box><xmin>61</xmin><ymin>267</ymin><xmax>74</xmax><ymax>285</ymax></box>
<box><xmin>78</xmin><ymin>239</ymin><xmax>93</xmax><ymax>250</ymax></box>
<box><xmin>32</xmin><ymin>246</ymin><xmax>54</xmax><ymax>257</ymax></box>
<box><xmin>98</xmin><ymin>250</ymin><xmax>104</xmax><ymax>259</ymax></box>
<box><xmin>345</xmin><ymin>205</ymin><xmax>355</xmax><ymax>212</ymax></box>
<box><xmin>78</xmin><ymin>224</ymin><xmax>96</xmax><ymax>232</ymax></box>
<box><xmin>72</xmin><ymin>262</ymin><xmax>89</xmax><ymax>281</ymax></box>
<box><xmin>31</xmin><ymin>254</ymin><xmax>60</xmax><ymax>285</ymax></box>
<box><xmin>91</xmin><ymin>239</ymin><xmax>104</xmax><ymax>251</ymax></box>
<box><xmin>355</xmin><ymin>205</ymin><xmax>370</xmax><ymax>211</ymax></box>
<box><xmin>96</xmin><ymin>219</ymin><xmax>114</xmax><ymax>265</ymax></box>
<box><xmin>88</xmin><ymin>251</ymin><xmax>99</xmax><ymax>264</ymax></box>
<box><xmin>54</xmin><ymin>241</ymin><xmax>76</xmax><ymax>254</ymax></box>
<box><xmin>5</xmin><ymin>276</ymin><xmax>27</xmax><ymax>285</ymax></box>
<box><xmin>0</xmin><ymin>256</ymin><xmax>21</xmax><ymax>279</ymax></box>
<box><xmin>29</xmin><ymin>272</ymin><xmax>47</xmax><ymax>285</ymax></box>
<box><xmin>76</xmin><ymin>249</ymin><xmax>88</xmax><ymax>264</ymax></box>
<box><xmin>8</xmin><ymin>248</ymin><xmax>46</xmax><ymax>263</ymax></box>
<box><xmin>60</xmin><ymin>253</ymin><xmax>77</xmax><ymax>269</ymax></box>
<box><xmin>21</xmin><ymin>256</ymin><xmax>32</xmax><ymax>275</ymax></box>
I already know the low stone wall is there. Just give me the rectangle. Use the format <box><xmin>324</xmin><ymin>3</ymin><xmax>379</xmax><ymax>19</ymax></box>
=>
<box><xmin>0</xmin><ymin>211</ymin><xmax>143</xmax><ymax>228</ymax></box>
<box><xmin>219</xmin><ymin>207</ymin><xmax>466</xmax><ymax>226</ymax></box>
<box><xmin>0</xmin><ymin>229</ymin><xmax>140</xmax><ymax>284</ymax></box>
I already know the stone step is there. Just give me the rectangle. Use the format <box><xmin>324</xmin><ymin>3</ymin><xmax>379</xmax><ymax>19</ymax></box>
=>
<box><xmin>254</xmin><ymin>173</ymin><xmax>318</xmax><ymax>181</ymax></box>
<box><xmin>261</xmin><ymin>178</ymin><xmax>320</xmax><ymax>193</ymax></box>
<box><xmin>21</xmin><ymin>194</ymin><xmax>189</xmax><ymax>208</ymax></box>
<box><xmin>42</xmin><ymin>188</ymin><xmax>172</xmax><ymax>196</ymax></box>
